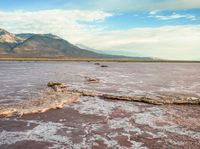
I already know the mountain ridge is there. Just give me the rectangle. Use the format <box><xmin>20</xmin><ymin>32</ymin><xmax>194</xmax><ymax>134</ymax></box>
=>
<box><xmin>0</xmin><ymin>28</ymin><xmax>152</xmax><ymax>59</ymax></box>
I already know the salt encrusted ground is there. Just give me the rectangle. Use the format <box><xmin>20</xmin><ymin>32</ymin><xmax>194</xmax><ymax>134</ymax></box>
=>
<box><xmin>0</xmin><ymin>61</ymin><xmax>200</xmax><ymax>149</ymax></box>
<box><xmin>0</xmin><ymin>96</ymin><xmax>200</xmax><ymax>149</ymax></box>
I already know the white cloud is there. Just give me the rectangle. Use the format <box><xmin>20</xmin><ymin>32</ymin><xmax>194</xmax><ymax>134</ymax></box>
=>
<box><xmin>0</xmin><ymin>10</ymin><xmax>200</xmax><ymax>60</ymax></box>
<box><xmin>149</xmin><ymin>10</ymin><xmax>159</xmax><ymax>15</ymax></box>
<box><xmin>81</xmin><ymin>25</ymin><xmax>200</xmax><ymax>60</ymax></box>
<box><xmin>0</xmin><ymin>9</ymin><xmax>112</xmax><ymax>43</ymax></box>
<box><xmin>150</xmin><ymin>13</ymin><xmax>197</xmax><ymax>21</ymax></box>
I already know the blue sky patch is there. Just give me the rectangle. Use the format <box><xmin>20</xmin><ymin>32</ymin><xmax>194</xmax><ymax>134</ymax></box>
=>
<box><xmin>78</xmin><ymin>9</ymin><xmax>200</xmax><ymax>30</ymax></box>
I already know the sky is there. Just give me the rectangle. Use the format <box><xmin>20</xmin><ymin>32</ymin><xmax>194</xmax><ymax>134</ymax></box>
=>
<box><xmin>0</xmin><ymin>0</ymin><xmax>200</xmax><ymax>60</ymax></box>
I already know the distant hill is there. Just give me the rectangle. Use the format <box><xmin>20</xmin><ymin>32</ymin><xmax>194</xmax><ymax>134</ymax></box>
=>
<box><xmin>0</xmin><ymin>28</ymin><xmax>152</xmax><ymax>59</ymax></box>
<box><xmin>0</xmin><ymin>29</ymin><xmax>111</xmax><ymax>58</ymax></box>
<box><xmin>13</xmin><ymin>34</ymin><xmax>104</xmax><ymax>58</ymax></box>
<box><xmin>76</xmin><ymin>44</ymin><xmax>153</xmax><ymax>60</ymax></box>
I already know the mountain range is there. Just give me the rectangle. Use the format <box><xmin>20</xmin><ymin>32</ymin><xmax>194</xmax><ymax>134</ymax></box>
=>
<box><xmin>0</xmin><ymin>28</ymin><xmax>151</xmax><ymax>59</ymax></box>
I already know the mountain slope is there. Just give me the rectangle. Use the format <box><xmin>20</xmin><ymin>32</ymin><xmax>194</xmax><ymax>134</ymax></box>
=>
<box><xmin>0</xmin><ymin>29</ymin><xmax>110</xmax><ymax>58</ymax></box>
<box><xmin>12</xmin><ymin>34</ymin><xmax>110</xmax><ymax>58</ymax></box>
<box><xmin>16</xmin><ymin>33</ymin><xmax>36</xmax><ymax>40</ymax></box>
<box><xmin>0</xmin><ymin>28</ymin><xmax>152</xmax><ymax>59</ymax></box>
<box><xmin>0</xmin><ymin>28</ymin><xmax>23</xmax><ymax>43</ymax></box>
<box><xmin>0</xmin><ymin>28</ymin><xmax>23</xmax><ymax>54</ymax></box>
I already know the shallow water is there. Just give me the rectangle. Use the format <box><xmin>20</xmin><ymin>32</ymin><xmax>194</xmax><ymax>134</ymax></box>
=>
<box><xmin>0</xmin><ymin>61</ymin><xmax>200</xmax><ymax>104</ymax></box>
<box><xmin>0</xmin><ymin>61</ymin><xmax>200</xmax><ymax>149</ymax></box>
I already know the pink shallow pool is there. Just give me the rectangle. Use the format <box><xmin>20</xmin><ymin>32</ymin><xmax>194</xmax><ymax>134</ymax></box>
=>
<box><xmin>0</xmin><ymin>61</ymin><xmax>200</xmax><ymax>104</ymax></box>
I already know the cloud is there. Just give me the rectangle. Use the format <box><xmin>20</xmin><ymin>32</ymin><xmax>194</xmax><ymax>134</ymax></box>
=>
<box><xmin>149</xmin><ymin>10</ymin><xmax>159</xmax><ymax>15</ymax></box>
<box><xmin>82</xmin><ymin>25</ymin><xmax>200</xmax><ymax>60</ymax></box>
<box><xmin>0</xmin><ymin>9</ymin><xmax>112</xmax><ymax>43</ymax></box>
<box><xmin>0</xmin><ymin>9</ymin><xmax>112</xmax><ymax>24</ymax></box>
<box><xmin>149</xmin><ymin>12</ymin><xmax>197</xmax><ymax>21</ymax></box>
<box><xmin>0</xmin><ymin>9</ymin><xmax>200</xmax><ymax>60</ymax></box>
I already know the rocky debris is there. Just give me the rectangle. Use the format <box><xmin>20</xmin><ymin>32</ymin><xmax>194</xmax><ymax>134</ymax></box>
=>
<box><xmin>76</xmin><ymin>90</ymin><xmax>102</xmax><ymax>97</ymax></box>
<box><xmin>101</xmin><ymin>65</ymin><xmax>108</xmax><ymax>68</ymax></box>
<box><xmin>103</xmin><ymin>94</ymin><xmax>200</xmax><ymax>105</ymax></box>
<box><xmin>84</xmin><ymin>77</ymin><xmax>100</xmax><ymax>84</ymax></box>
<box><xmin>47</xmin><ymin>82</ymin><xmax>65</xmax><ymax>87</ymax></box>
<box><xmin>71</xmin><ymin>90</ymin><xmax>200</xmax><ymax>105</ymax></box>
<box><xmin>94</xmin><ymin>63</ymin><xmax>100</xmax><ymax>65</ymax></box>
<box><xmin>47</xmin><ymin>82</ymin><xmax>66</xmax><ymax>92</ymax></box>
<box><xmin>105</xmin><ymin>94</ymin><xmax>200</xmax><ymax>105</ymax></box>
<box><xmin>47</xmin><ymin>82</ymin><xmax>200</xmax><ymax>105</ymax></box>
<box><xmin>77</xmin><ymin>91</ymin><xmax>164</xmax><ymax>105</ymax></box>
